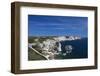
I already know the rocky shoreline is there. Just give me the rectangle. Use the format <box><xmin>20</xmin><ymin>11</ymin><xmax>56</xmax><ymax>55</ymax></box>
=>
<box><xmin>28</xmin><ymin>36</ymin><xmax>85</xmax><ymax>60</ymax></box>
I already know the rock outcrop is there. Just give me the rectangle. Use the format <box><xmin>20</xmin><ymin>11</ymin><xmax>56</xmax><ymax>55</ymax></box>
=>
<box><xmin>28</xmin><ymin>36</ymin><xmax>81</xmax><ymax>60</ymax></box>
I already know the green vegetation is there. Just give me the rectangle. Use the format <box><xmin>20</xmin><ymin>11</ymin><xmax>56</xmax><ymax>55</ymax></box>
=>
<box><xmin>28</xmin><ymin>36</ymin><xmax>56</xmax><ymax>43</ymax></box>
<box><xmin>28</xmin><ymin>47</ymin><xmax>46</xmax><ymax>60</ymax></box>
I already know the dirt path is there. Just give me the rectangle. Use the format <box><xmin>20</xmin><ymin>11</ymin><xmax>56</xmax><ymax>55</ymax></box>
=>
<box><xmin>28</xmin><ymin>43</ymin><xmax>49</xmax><ymax>60</ymax></box>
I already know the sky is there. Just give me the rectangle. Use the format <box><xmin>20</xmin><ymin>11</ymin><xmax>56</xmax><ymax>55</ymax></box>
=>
<box><xmin>28</xmin><ymin>15</ymin><xmax>88</xmax><ymax>37</ymax></box>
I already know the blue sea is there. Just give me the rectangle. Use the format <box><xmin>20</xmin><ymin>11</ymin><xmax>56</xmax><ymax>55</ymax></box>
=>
<box><xmin>59</xmin><ymin>38</ymin><xmax>88</xmax><ymax>59</ymax></box>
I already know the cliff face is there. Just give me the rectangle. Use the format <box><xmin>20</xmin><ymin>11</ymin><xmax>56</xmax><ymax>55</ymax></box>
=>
<box><xmin>53</xmin><ymin>36</ymin><xmax>81</xmax><ymax>41</ymax></box>
<box><xmin>28</xmin><ymin>36</ymin><xmax>83</xmax><ymax>60</ymax></box>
